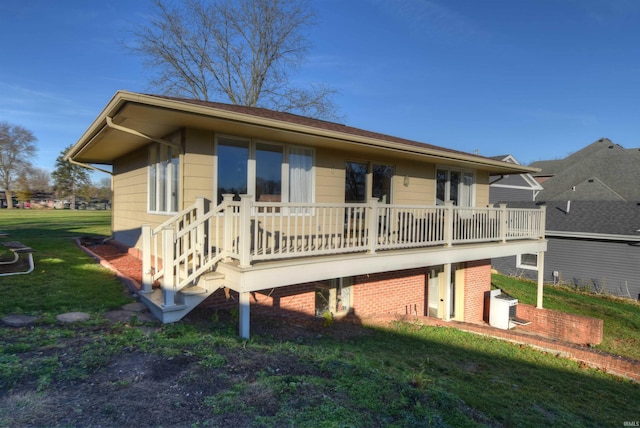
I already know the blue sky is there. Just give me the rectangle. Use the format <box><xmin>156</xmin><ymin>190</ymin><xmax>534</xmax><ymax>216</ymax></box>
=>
<box><xmin>1</xmin><ymin>0</ymin><xmax>639</xmax><ymax>181</ymax></box>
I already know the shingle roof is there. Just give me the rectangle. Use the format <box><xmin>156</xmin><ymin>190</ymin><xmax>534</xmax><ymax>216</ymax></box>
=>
<box><xmin>501</xmin><ymin>201</ymin><xmax>640</xmax><ymax>237</ymax></box>
<box><xmin>531</xmin><ymin>138</ymin><xmax>640</xmax><ymax>202</ymax></box>
<box><xmin>152</xmin><ymin>94</ymin><xmax>479</xmax><ymax>159</ymax></box>
<box><xmin>545</xmin><ymin>201</ymin><xmax>640</xmax><ymax>236</ymax></box>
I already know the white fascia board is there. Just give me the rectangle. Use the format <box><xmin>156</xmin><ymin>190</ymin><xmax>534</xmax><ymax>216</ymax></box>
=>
<box><xmin>547</xmin><ymin>230</ymin><xmax>640</xmax><ymax>242</ymax></box>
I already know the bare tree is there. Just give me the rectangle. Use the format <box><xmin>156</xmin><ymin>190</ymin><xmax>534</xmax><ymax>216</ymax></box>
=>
<box><xmin>15</xmin><ymin>167</ymin><xmax>51</xmax><ymax>203</ymax></box>
<box><xmin>0</xmin><ymin>122</ymin><xmax>37</xmax><ymax>209</ymax></box>
<box><xmin>131</xmin><ymin>0</ymin><xmax>339</xmax><ymax>119</ymax></box>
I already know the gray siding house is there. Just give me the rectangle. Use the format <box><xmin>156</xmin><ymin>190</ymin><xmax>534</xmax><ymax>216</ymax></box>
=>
<box><xmin>493</xmin><ymin>201</ymin><xmax>640</xmax><ymax>299</ymax></box>
<box><xmin>493</xmin><ymin>139</ymin><xmax>640</xmax><ymax>300</ymax></box>
<box><xmin>489</xmin><ymin>155</ymin><xmax>543</xmax><ymax>204</ymax></box>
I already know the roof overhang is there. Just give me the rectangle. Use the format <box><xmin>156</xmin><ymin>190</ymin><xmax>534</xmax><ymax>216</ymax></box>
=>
<box><xmin>66</xmin><ymin>91</ymin><xmax>539</xmax><ymax>175</ymax></box>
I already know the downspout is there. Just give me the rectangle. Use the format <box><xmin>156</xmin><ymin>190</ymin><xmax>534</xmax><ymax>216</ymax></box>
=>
<box><xmin>68</xmin><ymin>158</ymin><xmax>113</xmax><ymax>176</ymax></box>
<box><xmin>105</xmin><ymin>116</ymin><xmax>183</xmax><ymax>154</ymax></box>
<box><xmin>66</xmin><ymin>117</ymin><xmax>183</xmax><ymax>173</ymax></box>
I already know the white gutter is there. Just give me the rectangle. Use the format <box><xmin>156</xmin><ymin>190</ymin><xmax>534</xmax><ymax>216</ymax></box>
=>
<box><xmin>105</xmin><ymin>116</ymin><xmax>183</xmax><ymax>153</ymax></box>
<box><xmin>546</xmin><ymin>230</ymin><xmax>640</xmax><ymax>242</ymax></box>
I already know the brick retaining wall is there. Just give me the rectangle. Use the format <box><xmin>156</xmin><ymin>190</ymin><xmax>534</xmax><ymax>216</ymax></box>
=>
<box><xmin>516</xmin><ymin>303</ymin><xmax>603</xmax><ymax>345</ymax></box>
<box><xmin>364</xmin><ymin>314</ymin><xmax>640</xmax><ymax>382</ymax></box>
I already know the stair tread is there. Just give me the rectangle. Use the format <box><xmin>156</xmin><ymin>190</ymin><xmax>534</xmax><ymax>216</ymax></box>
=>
<box><xmin>180</xmin><ymin>285</ymin><xmax>207</xmax><ymax>295</ymax></box>
<box><xmin>139</xmin><ymin>290</ymin><xmax>187</xmax><ymax>312</ymax></box>
<box><xmin>201</xmin><ymin>271</ymin><xmax>225</xmax><ymax>280</ymax></box>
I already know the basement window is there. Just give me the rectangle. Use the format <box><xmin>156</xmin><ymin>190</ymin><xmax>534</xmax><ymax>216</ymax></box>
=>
<box><xmin>517</xmin><ymin>253</ymin><xmax>538</xmax><ymax>271</ymax></box>
<box><xmin>315</xmin><ymin>277</ymin><xmax>353</xmax><ymax>316</ymax></box>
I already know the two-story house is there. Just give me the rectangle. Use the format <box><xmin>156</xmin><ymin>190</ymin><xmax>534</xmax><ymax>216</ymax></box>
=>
<box><xmin>66</xmin><ymin>91</ymin><xmax>546</xmax><ymax>337</ymax></box>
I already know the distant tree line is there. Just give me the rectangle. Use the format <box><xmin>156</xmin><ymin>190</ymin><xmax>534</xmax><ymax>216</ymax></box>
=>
<box><xmin>0</xmin><ymin>122</ymin><xmax>109</xmax><ymax>209</ymax></box>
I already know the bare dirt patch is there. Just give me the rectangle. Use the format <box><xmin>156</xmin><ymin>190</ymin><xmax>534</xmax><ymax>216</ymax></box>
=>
<box><xmin>0</xmin><ymin>308</ymin><xmax>370</xmax><ymax>427</ymax></box>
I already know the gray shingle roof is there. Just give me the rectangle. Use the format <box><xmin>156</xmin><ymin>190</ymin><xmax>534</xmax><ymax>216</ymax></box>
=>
<box><xmin>531</xmin><ymin>138</ymin><xmax>640</xmax><ymax>202</ymax></box>
<box><xmin>545</xmin><ymin>201</ymin><xmax>640</xmax><ymax>236</ymax></box>
<box><xmin>501</xmin><ymin>201</ymin><xmax>640</xmax><ymax>237</ymax></box>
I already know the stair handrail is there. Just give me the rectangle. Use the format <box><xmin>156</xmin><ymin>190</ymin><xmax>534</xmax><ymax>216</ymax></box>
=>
<box><xmin>141</xmin><ymin>198</ymin><xmax>204</xmax><ymax>293</ymax></box>
<box><xmin>171</xmin><ymin>201</ymin><xmax>231</xmax><ymax>291</ymax></box>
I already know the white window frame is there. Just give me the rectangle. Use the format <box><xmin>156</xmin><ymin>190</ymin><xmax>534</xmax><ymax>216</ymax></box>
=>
<box><xmin>517</xmin><ymin>253</ymin><xmax>538</xmax><ymax>271</ymax></box>
<box><xmin>148</xmin><ymin>143</ymin><xmax>180</xmax><ymax>214</ymax></box>
<box><xmin>214</xmin><ymin>134</ymin><xmax>315</xmax><ymax>211</ymax></box>
<box><xmin>435</xmin><ymin>166</ymin><xmax>475</xmax><ymax>207</ymax></box>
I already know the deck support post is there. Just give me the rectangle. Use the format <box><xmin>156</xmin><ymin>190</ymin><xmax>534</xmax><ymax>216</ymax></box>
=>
<box><xmin>239</xmin><ymin>291</ymin><xmax>250</xmax><ymax>339</ymax></box>
<box><xmin>443</xmin><ymin>263</ymin><xmax>452</xmax><ymax>321</ymax></box>
<box><xmin>161</xmin><ymin>227</ymin><xmax>176</xmax><ymax>308</ymax></box>
<box><xmin>536</xmin><ymin>251</ymin><xmax>545</xmax><ymax>309</ymax></box>
<box><xmin>141</xmin><ymin>224</ymin><xmax>153</xmax><ymax>294</ymax></box>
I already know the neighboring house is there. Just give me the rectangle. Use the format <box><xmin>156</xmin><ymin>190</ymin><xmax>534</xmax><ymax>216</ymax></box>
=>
<box><xmin>66</xmin><ymin>91</ymin><xmax>546</xmax><ymax>337</ymax></box>
<box><xmin>530</xmin><ymin>138</ymin><xmax>640</xmax><ymax>202</ymax></box>
<box><xmin>489</xmin><ymin>155</ymin><xmax>543</xmax><ymax>204</ymax></box>
<box><xmin>493</xmin><ymin>201</ymin><xmax>640</xmax><ymax>299</ymax></box>
<box><xmin>492</xmin><ymin>138</ymin><xmax>640</xmax><ymax>300</ymax></box>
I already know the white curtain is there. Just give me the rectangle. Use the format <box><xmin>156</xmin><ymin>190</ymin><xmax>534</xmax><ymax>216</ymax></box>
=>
<box><xmin>289</xmin><ymin>147</ymin><xmax>312</xmax><ymax>203</ymax></box>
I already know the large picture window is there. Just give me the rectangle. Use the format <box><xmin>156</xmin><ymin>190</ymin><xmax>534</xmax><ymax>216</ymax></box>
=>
<box><xmin>149</xmin><ymin>144</ymin><xmax>179</xmax><ymax>213</ymax></box>
<box><xmin>436</xmin><ymin>168</ymin><xmax>474</xmax><ymax>206</ymax></box>
<box><xmin>215</xmin><ymin>136</ymin><xmax>313</xmax><ymax>206</ymax></box>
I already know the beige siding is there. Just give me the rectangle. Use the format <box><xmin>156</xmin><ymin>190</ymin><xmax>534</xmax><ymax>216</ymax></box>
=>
<box><xmin>183</xmin><ymin>128</ymin><xmax>214</xmax><ymax>205</ymax></box>
<box><xmin>315</xmin><ymin>147</ymin><xmax>438</xmax><ymax>204</ymax></box>
<box><xmin>110</xmin><ymin>125</ymin><xmax>491</xmax><ymax>250</ymax></box>
<box><xmin>475</xmin><ymin>170</ymin><xmax>490</xmax><ymax>206</ymax></box>
<box><xmin>315</xmin><ymin>148</ymin><xmax>345</xmax><ymax>203</ymax></box>
<box><xmin>112</xmin><ymin>146</ymin><xmax>152</xmax><ymax>248</ymax></box>
<box><xmin>394</xmin><ymin>161</ymin><xmax>435</xmax><ymax>204</ymax></box>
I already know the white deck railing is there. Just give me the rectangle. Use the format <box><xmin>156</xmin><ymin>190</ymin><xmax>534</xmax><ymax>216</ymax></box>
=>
<box><xmin>141</xmin><ymin>197</ymin><xmax>545</xmax><ymax>307</ymax></box>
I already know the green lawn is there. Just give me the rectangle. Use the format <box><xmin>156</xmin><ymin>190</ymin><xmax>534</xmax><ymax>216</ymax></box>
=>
<box><xmin>0</xmin><ymin>209</ymin><xmax>132</xmax><ymax>319</ymax></box>
<box><xmin>492</xmin><ymin>274</ymin><xmax>640</xmax><ymax>360</ymax></box>
<box><xmin>0</xmin><ymin>210</ymin><xmax>638</xmax><ymax>427</ymax></box>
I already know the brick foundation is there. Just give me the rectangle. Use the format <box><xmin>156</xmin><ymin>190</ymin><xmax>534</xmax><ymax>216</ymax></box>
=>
<box><xmin>201</xmin><ymin>262</ymin><xmax>494</xmax><ymax>322</ymax></box>
<box><xmin>516</xmin><ymin>303</ymin><xmax>603</xmax><ymax>345</ymax></box>
<box><xmin>353</xmin><ymin>269</ymin><xmax>428</xmax><ymax>316</ymax></box>
<box><xmin>202</xmin><ymin>283</ymin><xmax>317</xmax><ymax>319</ymax></box>
<box><xmin>464</xmin><ymin>260</ymin><xmax>491</xmax><ymax>324</ymax></box>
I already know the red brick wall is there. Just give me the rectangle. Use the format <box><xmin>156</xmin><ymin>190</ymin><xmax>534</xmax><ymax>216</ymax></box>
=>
<box><xmin>200</xmin><ymin>262</ymin><xmax>491</xmax><ymax>322</ymax></box>
<box><xmin>202</xmin><ymin>283</ymin><xmax>317</xmax><ymax>319</ymax></box>
<box><xmin>516</xmin><ymin>303</ymin><xmax>603</xmax><ymax>345</ymax></box>
<box><xmin>353</xmin><ymin>269</ymin><xmax>428</xmax><ymax>316</ymax></box>
<box><xmin>464</xmin><ymin>260</ymin><xmax>491</xmax><ymax>324</ymax></box>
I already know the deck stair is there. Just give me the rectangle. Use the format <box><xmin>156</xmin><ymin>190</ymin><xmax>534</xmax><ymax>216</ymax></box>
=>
<box><xmin>139</xmin><ymin>271</ymin><xmax>225</xmax><ymax>323</ymax></box>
